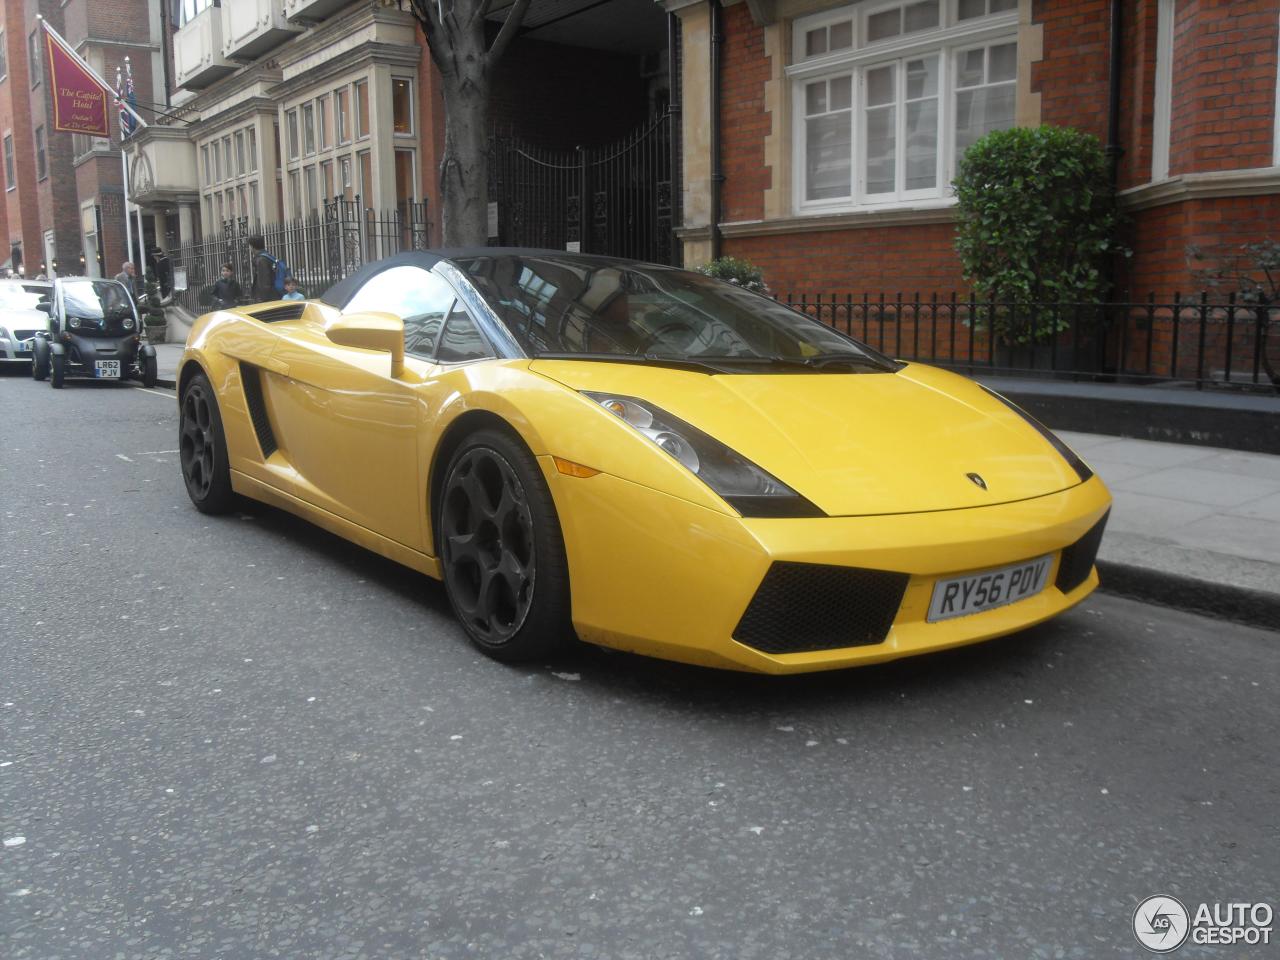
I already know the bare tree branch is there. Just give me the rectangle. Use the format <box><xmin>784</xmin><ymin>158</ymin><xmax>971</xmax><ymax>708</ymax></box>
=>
<box><xmin>487</xmin><ymin>0</ymin><xmax>529</xmax><ymax>64</ymax></box>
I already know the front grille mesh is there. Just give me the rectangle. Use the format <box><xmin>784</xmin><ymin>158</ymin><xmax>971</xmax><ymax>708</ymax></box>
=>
<box><xmin>1055</xmin><ymin>510</ymin><xmax>1109</xmax><ymax>595</ymax></box>
<box><xmin>734</xmin><ymin>562</ymin><xmax>908</xmax><ymax>655</ymax></box>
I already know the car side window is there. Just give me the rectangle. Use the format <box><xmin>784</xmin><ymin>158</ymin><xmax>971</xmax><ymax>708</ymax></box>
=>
<box><xmin>435</xmin><ymin>303</ymin><xmax>492</xmax><ymax>364</ymax></box>
<box><xmin>342</xmin><ymin>265</ymin><xmax>454</xmax><ymax>361</ymax></box>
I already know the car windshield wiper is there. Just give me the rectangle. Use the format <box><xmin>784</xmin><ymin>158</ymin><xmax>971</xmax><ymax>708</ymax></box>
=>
<box><xmin>687</xmin><ymin>353</ymin><xmax>898</xmax><ymax>372</ymax></box>
<box><xmin>532</xmin><ymin>352</ymin><xmax>736</xmax><ymax>374</ymax></box>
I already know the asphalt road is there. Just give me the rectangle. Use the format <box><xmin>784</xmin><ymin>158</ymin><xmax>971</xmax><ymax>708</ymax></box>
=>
<box><xmin>2</xmin><ymin>372</ymin><xmax>1277</xmax><ymax>960</ymax></box>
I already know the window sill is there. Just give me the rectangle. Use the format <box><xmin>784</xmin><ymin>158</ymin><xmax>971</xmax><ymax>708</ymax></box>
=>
<box><xmin>717</xmin><ymin>202</ymin><xmax>957</xmax><ymax>238</ymax></box>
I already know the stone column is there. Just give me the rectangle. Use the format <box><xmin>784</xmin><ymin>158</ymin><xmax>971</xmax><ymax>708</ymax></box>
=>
<box><xmin>178</xmin><ymin>203</ymin><xmax>197</xmax><ymax>245</ymax></box>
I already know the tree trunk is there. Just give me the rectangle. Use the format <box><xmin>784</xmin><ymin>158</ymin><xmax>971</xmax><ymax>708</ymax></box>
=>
<box><xmin>439</xmin><ymin>67</ymin><xmax>490</xmax><ymax>247</ymax></box>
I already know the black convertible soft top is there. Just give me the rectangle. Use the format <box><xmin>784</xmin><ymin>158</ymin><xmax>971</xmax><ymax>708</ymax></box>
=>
<box><xmin>319</xmin><ymin>247</ymin><xmax>650</xmax><ymax>310</ymax></box>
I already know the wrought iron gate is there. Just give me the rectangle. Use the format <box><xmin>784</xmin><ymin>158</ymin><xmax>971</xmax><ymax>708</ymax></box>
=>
<box><xmin>488</xmin><ymin>112</ymin><xmax>675</xmax><ymax>265</ymax></box>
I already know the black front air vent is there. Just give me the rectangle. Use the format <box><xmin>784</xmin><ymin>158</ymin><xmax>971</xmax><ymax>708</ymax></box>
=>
<box><xmin>239</xmin><ymin>362</ymin><xmax>278</xmax><ymax>459</ymax></box>
<box><xmin>1055</xmin><ymin>510</ymin><xmax>1109</xmax><ymax>595</ymax></box>
<box><xmin>251</xmin><ymin>304</ymin><xmax>306</xmax><ymax>323</ymax></box>
<box><xmin>734</xmin><ymin>562</ymin><xmax>909</xmax><ymax>655</ymax></box>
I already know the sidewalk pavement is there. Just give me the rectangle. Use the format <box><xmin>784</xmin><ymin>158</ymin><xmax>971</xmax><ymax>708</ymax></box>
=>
<box><xmin>144</xmin><ymin>342</ymin><xmax>1279</xmax><ymax>629</ymax></box>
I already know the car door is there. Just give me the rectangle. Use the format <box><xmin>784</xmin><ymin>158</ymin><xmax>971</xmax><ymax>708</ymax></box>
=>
<box><xmin>264</xmin><ymin>265</ymin><xmax>461</xmax><ymax>552</ymax></box>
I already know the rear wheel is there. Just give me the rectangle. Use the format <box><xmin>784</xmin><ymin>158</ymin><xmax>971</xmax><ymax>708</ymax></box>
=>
<box><xmin>49</xmin><ymin>352</ymin><xmax>64</xmax><ymax>389</ymax></box>
<box><xmin>31</xmin><ymin>340</ymin><xmax>48</xmax><ymax>380</ymax></box>
<box><xmin>179</xmin><ymin>373</ymin><xmax>234</xmax><ymax>514</ymax></box>
<box><xmin>439</xmin><ymin>429</ymin><xmax>572</xmax><ymax>662</ymax></box>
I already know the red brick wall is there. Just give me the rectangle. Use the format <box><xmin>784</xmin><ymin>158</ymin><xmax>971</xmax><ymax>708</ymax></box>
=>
<box><xmin>725</xmin><ymin>222</ymin><xmax>966</xmax><ymax>296</ymax></box>
<box><xmin>0</xmin><ymin>0</ymin><xmax>43</xmax><ymax>272</ymax></box>
<box><xmin>1031</xmin><ymin>0</ymin><xmax>1111</xmax><ymax>140</ymax></box>
<box><xmin>1119</xmin><ymin>0</ymin><xmax>1158</xmax><ymax>189</ymax></box>
<box><xmin>1168</xmin><ymin>0</ymin><xmax>1279</xmax><ymax>175</ymax></box>
<box><xmin>1124</xmin><ymin>194</ymin><xmax>1280</xmax><ymax>297</ymax></box>
<box><xmin>720</xmin><ymin>1</ymin><xmax>769</xmax><ymax>223</ymax></box>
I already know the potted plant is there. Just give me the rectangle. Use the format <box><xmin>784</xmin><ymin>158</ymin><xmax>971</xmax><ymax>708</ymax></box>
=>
<box><xmin>953</xmin><ymin>125</ymin><xmax>1127</xmax><ymax>369</ymax></box>
<box><xmin>142</xmin><ymin>270</ymin><xmax>167</xmax><ymax>343</ymax></box>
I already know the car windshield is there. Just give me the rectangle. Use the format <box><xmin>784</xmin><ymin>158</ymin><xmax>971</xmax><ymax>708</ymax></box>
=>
<box><xmin>453</xmin><ymin>254</ymin><xmax>896</xmax><ymax>370</ymax></box>
<box><xmin>0</xmin><ymin>281</ymin><xmax>50</xmax><ymax>311</ymax></box>
<box><xmin>62</xmin><ymin>279</ymin><xmax>136</xmax><ymax>322</ymax></box>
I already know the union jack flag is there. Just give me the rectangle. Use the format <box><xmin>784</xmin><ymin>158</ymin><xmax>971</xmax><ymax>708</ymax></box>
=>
<box><xmin>115</xmin><ymin>62</ymin><xmax>137</xmax><ymax>138</ymax></box>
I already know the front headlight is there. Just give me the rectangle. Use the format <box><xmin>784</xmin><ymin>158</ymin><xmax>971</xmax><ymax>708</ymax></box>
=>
<box><xmin>981</xmin><ymin>385</ymin><xmax>1093</xmax><ymax>483</ymax></box>
<box><xmin>584</xmin><ymin>391</ymin><xmax>824</xmax><ymax>518</ymax></box>
<box><xmin>68</xmin><ymin>316</ymin><xmax>81</xmax><ymax>329</ymax></box>
<box><xmin>0</xmin><ymin>327</ymin><xmax>10</xmax><ymax>342</ymax></box>
<box><xmin>122</xmin><ymin>317</ymin><xmax>135</xmax><ymax>331</ymax></box>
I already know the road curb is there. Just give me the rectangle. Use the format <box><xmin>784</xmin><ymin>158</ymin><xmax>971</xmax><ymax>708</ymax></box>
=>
<box><xmin>156</xmin><ymin>377</ymin><xmax>177</xmax><ymax>390</ymax></box>
<box><xmin>1097</xmin><ymin>560</ymin><xmax>1280</xmax><ymax>632</ymax></box>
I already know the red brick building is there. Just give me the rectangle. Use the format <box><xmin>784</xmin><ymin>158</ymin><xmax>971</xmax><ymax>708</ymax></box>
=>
<box><xmin>667</xmin><ymin>0</ymin><xmax>1280</xmax><ymax>301</ymax></box>
<box><xmin>0</xmin><ymin>0</ymin><xmax>158</xmax><ymax>278</ymax></box>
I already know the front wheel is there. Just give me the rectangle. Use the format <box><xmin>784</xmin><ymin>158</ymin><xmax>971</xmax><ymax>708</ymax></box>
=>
<box><xmin>31</xmin><ymin>340</ymin><xmax>48</xmax><ymax>380</ymax></box>
<box><xmin>179</xmin><ymin>373</ymin><xmax>234</xmax><ymax>514</ymax></box>
<box><xmin>439</xmin><ymin>429</ymin><xmax>572</xmax><ymax>662</ymax></box>
<box><xmin>137</xmin><ymin>351</ymin><xmax>157</xmax><ymax>388</ymax></box>
<box><xmin>49</xmin><ymin>352</ymin><xmax>64</xmax><ymax>389</ymax></box>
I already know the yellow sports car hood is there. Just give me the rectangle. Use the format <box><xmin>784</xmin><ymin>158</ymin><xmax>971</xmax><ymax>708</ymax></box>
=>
<box><xmin>530</xmin><ymin>359</ymin><xmax>1084</xmax><ymax>517</ymax></box>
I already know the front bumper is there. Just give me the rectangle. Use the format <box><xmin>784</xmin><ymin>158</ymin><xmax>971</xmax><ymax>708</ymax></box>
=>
<box><xmin>63</xmin><ymin>334</ymin><xmax>139</xmax><ymax>376</ymax></box>
<box><xmin>543</xmin><ymin>462</ymin><xmax>1112</xmax><ymax>674</ymax></box>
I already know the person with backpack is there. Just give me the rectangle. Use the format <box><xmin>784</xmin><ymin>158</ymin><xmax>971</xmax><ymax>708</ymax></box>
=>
<box><xmin>248</xmin><ymin>235</ymin><xmax>289</xmax><ymax>302</ymax></box>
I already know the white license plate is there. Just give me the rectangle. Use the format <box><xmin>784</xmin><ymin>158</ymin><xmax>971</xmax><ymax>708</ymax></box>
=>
<box><xmin>95</xmin><ymin>360</ymin><xmax>121</xmax><ymax>378</ymax></box>
<box><xmin>928</xmin><ymin>554</ymin><xmax>1054</xmax><ymax>622</ymax></box>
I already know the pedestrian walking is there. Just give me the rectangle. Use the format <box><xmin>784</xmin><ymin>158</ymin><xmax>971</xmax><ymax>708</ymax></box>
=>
<box><xmin>114</xmin><ymin>261</ymin><xmax>138</xmax><ymax>295</ymax></box>
<box><xmin>248</xmin><ymin>235</ymin><xmax>286</xmax><ymax>303</ymax></box>
<box><xmin>211</xmin><ymin>263</ymin><xmax>242</xmax><ymax>310</ymax></box>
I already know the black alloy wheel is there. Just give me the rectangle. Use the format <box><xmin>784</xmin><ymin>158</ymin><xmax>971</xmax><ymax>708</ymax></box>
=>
<box><xmin>179</xmin><ymin>373</ymin><xmax>234</xmax><ymax>514</ymax></box>
<box><xmin>440</xmin><ymin>429</ymin><xmax>571</xmax><ymax>662</ymax></box>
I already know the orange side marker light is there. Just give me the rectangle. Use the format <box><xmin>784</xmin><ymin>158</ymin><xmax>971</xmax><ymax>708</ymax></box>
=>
<box><xmin>553</xmin><ymin>457</ymin><xmax>600</xmax><ymax>478</ymax></box>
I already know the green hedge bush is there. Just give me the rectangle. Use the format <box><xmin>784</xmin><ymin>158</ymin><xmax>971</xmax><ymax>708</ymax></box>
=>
<box><xmin>953</xmin><ymin>125</ymin><xmax>1126</xmax><ymax>343</ymax></box>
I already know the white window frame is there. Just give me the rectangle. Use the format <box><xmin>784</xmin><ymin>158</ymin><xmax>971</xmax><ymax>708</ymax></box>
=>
<box><xmin>789</xmin><ymin>0</ymin><xmax>1017</xmax><ymax>215</ymax></box>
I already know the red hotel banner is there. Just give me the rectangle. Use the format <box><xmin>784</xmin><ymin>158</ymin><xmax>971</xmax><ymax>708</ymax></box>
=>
<box><xmin>43</xmin><ymin>25</ymin><xmax>111</xmax><ymax>138</ymax></box>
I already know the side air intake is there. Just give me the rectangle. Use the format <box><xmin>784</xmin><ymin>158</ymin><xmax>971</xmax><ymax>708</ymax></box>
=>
<box><xmin>251</xmin><ymin>304</ymin><xmax>306</xmax><ymax>323</ymax></box>
<box><xmin>239</xmin><ymin>362</ymin><xmax>278</xmax><ymax>458</ymax></box>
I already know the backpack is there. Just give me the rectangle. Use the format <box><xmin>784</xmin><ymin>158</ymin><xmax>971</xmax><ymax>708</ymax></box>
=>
<box><xmin>260</xmin><ymin>251</ymin><xmax>290</xmax><ymax>296</ymax></box>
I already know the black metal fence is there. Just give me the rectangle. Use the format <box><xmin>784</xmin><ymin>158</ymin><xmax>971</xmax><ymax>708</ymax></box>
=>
<box><xmin>488</xmin><ymin>112</ymin><xmax>675</xmax><ymax>265</ymax></box>
<box><xmin>779</xmin><ymin>291</ymin><xmax>1279</xmax><ymax>392</ymax></box>
<box><xmin>171</xmin><ymin>198</ymin><xmax>430</xmax><ymax>315</ymax></box>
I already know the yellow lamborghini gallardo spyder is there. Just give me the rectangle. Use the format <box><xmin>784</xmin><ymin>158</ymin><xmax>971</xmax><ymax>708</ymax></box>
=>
<box><xmin>177</xmin><ymin>249</ymin><xmax>1110</xmax><ymax>674</ymax></box>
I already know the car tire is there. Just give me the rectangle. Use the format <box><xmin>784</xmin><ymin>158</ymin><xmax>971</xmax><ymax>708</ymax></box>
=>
<box><xmin>138</xmin><ymin>352</ymin><xmax>158</xmax><ymax>388</ymax></box>
<box><xmin>179</xmin><ymin>372</ymin><xmax>235</xmax><ymax>515</ymax></box>
<box><xmin>31</xmin><ymin>340</ymin><xmax>48</xmax><ymax>381</ymax></box>
<box><xmin>439</xmin><ymin>428</ymin><xmax>573</xmax><ymax>663</ymax></box>
<box><xmin>50</xmin><ymin>352</ymin><xmax>64</xmax><ymax>389</ymax></box>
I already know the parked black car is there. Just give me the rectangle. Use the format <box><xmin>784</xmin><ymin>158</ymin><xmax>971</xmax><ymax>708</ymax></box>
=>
<box><xmin>31</xmin><ymin>277</ymin><xmax>157</xmax><ymax>388</ymax></box>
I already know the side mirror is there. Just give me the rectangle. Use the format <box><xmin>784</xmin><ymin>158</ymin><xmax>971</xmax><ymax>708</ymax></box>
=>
<box><xmin>35</xmin><ymin>301</ymin><xmax>51</xmax><ymax>314</ymax></box>
<box><xmin>325</xmin><ymin>311</ymin><xmax>405</xmax><ymax>377</ymax></box>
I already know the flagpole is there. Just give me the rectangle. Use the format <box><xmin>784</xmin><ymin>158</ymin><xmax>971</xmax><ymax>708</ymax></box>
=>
<box><xmin>127</xmin><ymin>58</ymin><xmax>147</xmax><ymax>279</ymax></box>
<box><xmin>116</xmin><ymin>65</ymin><xmax>136</xmax><ymax>285</ymax></box>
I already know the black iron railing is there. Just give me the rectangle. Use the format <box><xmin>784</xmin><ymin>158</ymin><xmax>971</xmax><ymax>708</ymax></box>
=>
<box><xmin>171</xmin><ymin>198</ymin><xmax>430</xmax><ymax>315</ymax></box>
<box><xmin>778</xmin><ymin>291</ymin><xmax>1280</xmax><ymax>392</ymax></box>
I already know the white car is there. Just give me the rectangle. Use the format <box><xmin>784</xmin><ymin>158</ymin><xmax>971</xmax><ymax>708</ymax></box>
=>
<box><xmin>0</xmin><ymin>279</ymin><xmax>51</xmax><ymax>367</ymax></box>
